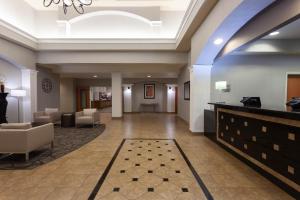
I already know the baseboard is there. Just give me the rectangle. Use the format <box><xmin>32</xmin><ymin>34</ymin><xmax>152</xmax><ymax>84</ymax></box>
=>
<box><xmin>189</xmin><ymin>130</ymin><xmax>204</xmax><ymax>135</ymax></box>
<box><xmin>111</xmin><ymin>117</ymin><xmax>123</xmax><ymax>119</ymax></box>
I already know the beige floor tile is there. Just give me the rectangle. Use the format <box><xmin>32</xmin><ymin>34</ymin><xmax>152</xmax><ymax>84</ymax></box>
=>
<box><xmin>0</xmin><ymin>113</ymin><xmax>295</xmax><ymax>200</ymax></box>
<box><xmin>45</xmin><ymin>187</ymin><xmax>77</xmax><ymax>200</ymax></box>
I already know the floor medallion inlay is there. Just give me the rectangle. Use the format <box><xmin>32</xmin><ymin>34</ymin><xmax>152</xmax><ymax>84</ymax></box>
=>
<box><xmin>89</xmin><ymin>139</ymin><xmax>213</xmax><ymax>200</ymax></box>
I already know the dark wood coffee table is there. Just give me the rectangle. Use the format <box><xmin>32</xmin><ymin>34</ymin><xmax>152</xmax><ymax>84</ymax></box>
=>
<box><xmin>61</xmin><ymin>113</ymin><xmax>75</xmax><ymax>128</ymax></box>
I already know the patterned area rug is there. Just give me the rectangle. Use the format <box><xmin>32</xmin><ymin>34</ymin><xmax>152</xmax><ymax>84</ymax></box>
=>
<box><xmin>0</xmin><ymin>125</ymin><xmax>105</xmax><ymax>170</ymax></box>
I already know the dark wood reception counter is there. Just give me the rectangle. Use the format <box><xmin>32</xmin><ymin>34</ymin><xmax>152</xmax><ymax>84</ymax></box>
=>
<box><xmin>208</xmin><ymin>103</ymin><xmax>300</xmax><ymax>198</ymax></box>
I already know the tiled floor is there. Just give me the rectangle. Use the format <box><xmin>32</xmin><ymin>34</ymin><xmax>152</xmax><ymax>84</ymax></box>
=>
<box><xmin>0</xmin><ymin>113</ymin><xmax>295</xmax><ymax>200</ymax></box>
<box><xmin>94</xmin><ymin>139</ymin><xmax>207</xmax><ymax>200</ymax></box>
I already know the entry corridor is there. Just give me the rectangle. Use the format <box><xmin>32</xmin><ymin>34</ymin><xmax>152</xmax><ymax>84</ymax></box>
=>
<box><xmin>0</xmin><ymin>114</ymin><xmax>294</xmax><ymax>200</ymax></box>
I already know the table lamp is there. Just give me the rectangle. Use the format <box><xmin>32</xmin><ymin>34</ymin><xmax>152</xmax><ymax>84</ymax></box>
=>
<box><xmin>11</xmin><ymin>89</ymin><xmax>26</xmax><ymax>123</ymax></box>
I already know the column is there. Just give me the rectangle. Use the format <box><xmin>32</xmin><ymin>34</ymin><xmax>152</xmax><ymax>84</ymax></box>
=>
<box><xmin>21</xmin><ymin>69</ymin><xmax>37</xmax><ymax>122</ymax></box>
<box><xmin>189</xmin><ymin>65</ymin><xmax>212</xmax><ymax>132</ymax></box>
<box><xmin>123</xmin><ymin>84</ymin><xmax>133</xmax><ymax>113</ymax></box>
<box><xmin>112</xmin><ymin>72</ymin><xmax>122</xmax><ymax>118</ymax></box>
<box><xmin>166</xmin><ymin>84</ymin><xmax>176</xmax><ymax>113</ymax></box>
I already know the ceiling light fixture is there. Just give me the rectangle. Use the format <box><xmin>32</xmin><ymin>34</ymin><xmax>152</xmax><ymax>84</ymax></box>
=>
<box><xmin>93</xmin><ymin>75</ymin><xmax>98</xmax><ymax>78</ymax></box>
<box><xmin>269</xmin><ymin>31</ymin><xmax>279</xmax><ymax>36</ymax></box>
<box><xmin>214</xmin><ymin>38</ymin><xmax>224</xmax><ymax>45</ymax></box>
<box><xmin>147</xmin><ymin>75</ymin><xmax>152</xmax><ymax>78</ymax></box>
<box><xmin>43</xmin><ymin>0</ymin><xmax>93</xmax><ymax>14</ymax></box>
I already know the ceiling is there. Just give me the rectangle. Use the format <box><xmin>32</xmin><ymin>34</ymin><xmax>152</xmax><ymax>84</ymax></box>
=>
<box><xmin>24</xmin><ymin>0</ymin><xmax>191</xmax><ymax>11</ymax></box>
<box><xmin>263</xmin><ymin>18</ymin><xmax>300</xmax><ymax>39</ymax></box>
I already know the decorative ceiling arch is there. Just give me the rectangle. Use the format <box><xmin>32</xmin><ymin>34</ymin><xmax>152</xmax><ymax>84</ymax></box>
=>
<box><xmin>68</xmin><ymin>10</ymin><xmax>162</xmax><ymax>27</ymax></box>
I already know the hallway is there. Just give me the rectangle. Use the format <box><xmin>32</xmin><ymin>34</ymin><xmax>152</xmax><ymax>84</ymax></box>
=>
<box><xmin>0</xmin><ymin>114</ymin><xmax>294</xmax><ymax>200</ymax></box>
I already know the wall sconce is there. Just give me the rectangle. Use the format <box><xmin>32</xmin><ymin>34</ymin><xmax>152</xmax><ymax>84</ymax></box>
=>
<box><xmin>215</xmin><ymin>81</ymin><xmax>230</xmax><ymax>92</ymax></box>
<box><xmin>215</xmin><ymin>81</ymin><xmax>227</xmax><ymax>90</ymax></box>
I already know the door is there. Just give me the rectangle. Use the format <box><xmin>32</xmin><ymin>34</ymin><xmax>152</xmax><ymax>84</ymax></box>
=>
<box><xmin>287</xmin><ymin>75</ymin><xmax>300</xmax><ymax>111</ymax></box>
<box><xmin>287</xmin><ymin>75</ymin><xmax>300</xmax><ymax>100</ymax></box>
<box><xmin>76</xmin><ymin>87</ymin><xmax>90</xmax><ymax>111</ymax></box>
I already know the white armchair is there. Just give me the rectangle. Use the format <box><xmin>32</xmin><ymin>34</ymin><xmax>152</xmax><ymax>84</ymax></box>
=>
<box><xmin>33</xmin><ymin>108</ymin><xmax>61</xmax><ymax>124</ymax></box>
<box><xmin>75</xmin><ymin>108</ymin><xmax>100</xmax><ymax>127</ymax></box>
<box><xmin>0</xmin><ymin>123</ymin><xmax>54</xmax><ymax>161</ymax></box>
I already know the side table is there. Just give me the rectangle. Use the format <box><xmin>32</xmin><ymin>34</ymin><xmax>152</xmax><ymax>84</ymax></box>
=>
<box><xmin>61</xmin><ymin>113</ymin><xmax>75</xmax><ymax>128</ymax></box>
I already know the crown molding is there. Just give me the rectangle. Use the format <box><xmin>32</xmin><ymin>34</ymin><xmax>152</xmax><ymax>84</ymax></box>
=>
<box><xmin>0</xmin><ymin>0</ymin><xmax>213</xmax><ymax>52</ymax></box>
<box><xmin>0</xmin><ymin>19</ymin><xmax>38</xmax><ymax>50</ymax></box>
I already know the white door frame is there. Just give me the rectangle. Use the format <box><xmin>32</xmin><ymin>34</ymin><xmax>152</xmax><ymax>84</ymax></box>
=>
<box><xmin>284</xmin><ymin>72</ymin><xmax>300</xmax><ymax>107</ymax></box>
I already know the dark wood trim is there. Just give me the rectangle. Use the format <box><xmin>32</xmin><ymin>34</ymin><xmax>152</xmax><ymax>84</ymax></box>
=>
<box><xmin>112</xmin><ymin>117</ymin><xmax>123</xmax><ymax>119</ymax></box>
<box><xmin>76</xmin><ymin>87</ymin><xmax>90</xmax><ymax>111</ymax></box>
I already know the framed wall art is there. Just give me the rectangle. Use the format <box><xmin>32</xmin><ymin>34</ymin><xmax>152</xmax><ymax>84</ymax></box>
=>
<box><xmin>184</xmin><ymin>81</ymin><xmax>190</xmax><ymax>100</ymax></box>
<box><xmin>144</xmin><ymin>84</ymin><xmax>155</xmax><ymax>99</ymax></box>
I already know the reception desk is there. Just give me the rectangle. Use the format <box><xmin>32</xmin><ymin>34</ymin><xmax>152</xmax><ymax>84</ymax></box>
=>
<box><xmin>209</xmin><ymin>103</ymin><xmax>300</xmax><ymax>198</ymax></box>
<box><xmin>91</xmin><ymin>100</ymin><xmax>112</xmax><ymax>109</ymax></box>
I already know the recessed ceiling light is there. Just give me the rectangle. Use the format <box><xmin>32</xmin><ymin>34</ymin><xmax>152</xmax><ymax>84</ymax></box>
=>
<box><xmin>214</xmin><ymin>38</ymin><xmax>224</xmax><ymax>45</ymax></box>
<box><xmin>269</xmin><ymin>31</ymin><xmax>279</xmax><ymax>36</ymax></box>
<box><xmin>93</xmin><ymin>75</ymin><xmax>98</xmax><ymax>78</ymax></box>
<box><xmin>147</xmin><ymin>75</ymin><xmax>152</xmax><ymax>78</ymax></box>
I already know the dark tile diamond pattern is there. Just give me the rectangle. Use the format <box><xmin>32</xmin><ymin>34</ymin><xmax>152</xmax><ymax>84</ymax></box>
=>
<box><xmin>95</xmin><ymin>139</ymin><xmax>207</xmax><ymax>199</ymax></box>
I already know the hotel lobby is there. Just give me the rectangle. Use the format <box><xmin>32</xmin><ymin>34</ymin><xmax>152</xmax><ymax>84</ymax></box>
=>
<box><xmin>0</xmin><ymin>0</ymin><xmax>299</xmax><ymax>199</ymax></box>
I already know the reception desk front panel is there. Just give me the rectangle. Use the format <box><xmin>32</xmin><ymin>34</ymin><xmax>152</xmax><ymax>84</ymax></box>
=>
<box><xmin>216</xmin><ymin>106</ymin><xmax>300</xmax><ymax>195</ymax></box>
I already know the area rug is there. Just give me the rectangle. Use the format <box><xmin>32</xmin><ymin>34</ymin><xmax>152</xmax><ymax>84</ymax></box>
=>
<box><xmin>0</xmin><ymin>124</ymin><xmax>105</xmax><ymax>170</ymax></box>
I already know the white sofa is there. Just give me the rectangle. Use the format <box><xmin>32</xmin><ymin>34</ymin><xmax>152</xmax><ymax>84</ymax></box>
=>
<box><xmin>0</xmin><ymin>123</ymin><xmax>54</xmax><ymax>161</ymax></box>
<box><xmin>33</xmin><ymin>108</ymin><xmax>61</xmax><ymax>124</ymax></box>
<box><xmin>75</xmin><ymin>108</ymin><xmax>100</xmax><ymax>127</ymax></box>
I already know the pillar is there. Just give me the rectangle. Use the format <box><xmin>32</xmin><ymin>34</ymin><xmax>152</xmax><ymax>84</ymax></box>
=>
<box><xmin>21</xmin><ymin>69</ymin><xmax>37</xmax><ymax>122</ymax></box>
<box><xmin>167</xmin><ymin>84</ymin><xmax>177</xmax><ymax>113</ymax></box>
<box><xmin>112</xmin><ymin>72</ymin><xmax>122</xmax><ymax>118</ymax></box>
<box><xmin>123</xmin><ymin>84</ymin><xmax>133</xmax><ymax>113</ymax></box>
<box><xmin>189</xmin><ymin>65</ymin><xmax>212</xmax><ymax>132</ymax></box>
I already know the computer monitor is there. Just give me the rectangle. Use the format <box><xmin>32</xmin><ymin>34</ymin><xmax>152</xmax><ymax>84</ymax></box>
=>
<box><xmin>240</xmin><ymin>97</ymin><xmax>261</xmax><ymax>108</ymax></box>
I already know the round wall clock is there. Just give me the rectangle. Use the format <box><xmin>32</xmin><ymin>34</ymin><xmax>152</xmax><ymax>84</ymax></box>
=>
<box><xmin>42</xmin><ymin>78</ymin><xmax>53</xmax><ymax>93</ymax></box>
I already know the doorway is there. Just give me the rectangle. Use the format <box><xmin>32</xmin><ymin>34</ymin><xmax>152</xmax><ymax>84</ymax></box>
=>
<box><xmin>286</xmin><ymin>74</ymin><xmax>300</xmax><ymax>111</ymax></box>
<box><xmin>76</xmin><ymin>87</ymin><xmax>90</xmax><ymax>111</ymax></box>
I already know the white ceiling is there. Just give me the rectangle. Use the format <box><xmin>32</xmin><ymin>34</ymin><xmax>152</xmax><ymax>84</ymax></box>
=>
<box><xmin>264</xmin><ymin>18</ymin><xmax>300</xmax><ymax>39</ymax></box>
<box><xmin>24</xmin><ymin>0</ymin><xmax>191</xmax><ymax>11</ymax></box>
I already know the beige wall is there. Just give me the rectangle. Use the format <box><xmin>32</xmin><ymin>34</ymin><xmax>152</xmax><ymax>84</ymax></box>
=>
<box><xmin>37</xmin><ymin>67</ymin><xmax>60</xmax><ymax>111</ymax></box>
<box><xmin>211</xmin><ymin>54</ymin><xmax>300</xmax><ymax>109</ymax></box>
<box><xmin>60</xmin><ymin>78</ymin><xmax>75</xmax><ymax>112</ymax></box>
<box><xmin>76</xmin><ymin>78</ymin><xmax>111</xmax><ymax>87</ymax></box>
<box><xmin>132</xmin><ymin>82</ymin><xmax>167</xmax><ymax>113</ymax></box>
<box><xmin>0</xmin><ymin>38</ymin><xmax>36</xmax><ymax>69</ymax></box>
